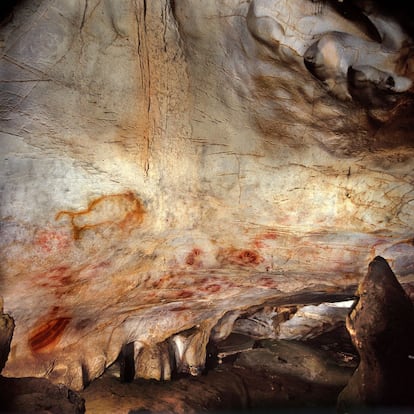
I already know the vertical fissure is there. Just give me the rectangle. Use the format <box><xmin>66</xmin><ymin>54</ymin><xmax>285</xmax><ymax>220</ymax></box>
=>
<box><xmin>80</xmin><ymin>0</ymin><xmax>88</xmax><ymax>32</ymax></box>
<box><xmin>134</xmin><ymin>0</ymin><xmax>152</xmax><ymax>176</ymax></box>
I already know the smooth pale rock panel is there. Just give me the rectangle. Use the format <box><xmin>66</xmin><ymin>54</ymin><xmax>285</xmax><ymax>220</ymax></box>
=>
<box><xmin>1</xmin><ymin>0</ymin><xmax>194</xmax><ymax>389</ymax></box>
<box><xmin>230</xmin><ymin>301</ymin><xmax>353</xmax><ymax>341</ymax></box>
<box><xmin>174</xmin><ymin>0</ymin><xmax>414</xmax><ymax>255</ymax></box>
<box><xmin>277</xmin><ymin>302</ymin><xmax>352</xmax><ymax>340</ymax></box>
<box><xmin>0</xmin><ymin>0</ymin><xmax>413</xmax><ymax>389</ymax></box>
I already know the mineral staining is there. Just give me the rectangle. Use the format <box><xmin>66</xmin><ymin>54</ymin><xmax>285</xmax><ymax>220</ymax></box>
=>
<box><xmin>56</xmin><ymin>192</ymin><xmax>145</xmax><ymax>240</ymax></box>
<box><xmin>0</xmin><ymin>0</ymin><xmax>413</xmax><ymax>391</ymax></box>
<box><xmin>29</xmin><ymin>317</ymin><xmax>71</xmax><ymax>354</ymax></box>
<box><xmin>248</xmin><ymin>0</ymin><xmax>412</xmax><ymax>106</ymax></box>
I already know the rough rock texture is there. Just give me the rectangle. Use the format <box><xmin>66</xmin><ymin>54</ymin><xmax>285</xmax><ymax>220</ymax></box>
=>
<box><xmin>0</xmin><ymin>376</ymin><xmax>85</xmax><ymax>414</ymax></box>
<box><xmin>82</xmin><ymin>337</ymin><xmax>355</xmax><ymax>414</ymax></box>
<box><xmin>236</xmin><ymin>339</ymin><xmax>354</xmax><ymax>388</ymax></box>
<box><xmin>0</xmin><ymin>297</ymin><xmax>14</xmax><ymax>373</ymax></box>
<box><xmin>0</xmin><ymin>0</ymin><xmax>413</xmax><ymax>389</ymax></box>
<box><xmin>0</xmin><ymin>297</ymin><xmax>84</xmax><ymax>413</ymax></box>
<box><xmin>338</xmin><ymin>256</ymin><xmax>414</xmax><ymax>411</ymax></box>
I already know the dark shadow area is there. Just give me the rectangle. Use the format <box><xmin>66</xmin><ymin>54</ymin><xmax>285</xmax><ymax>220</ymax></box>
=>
<box><xmin>0</xmin><ymin>0</ymin><xmax>22</xmax><ymax>24</ymax></box>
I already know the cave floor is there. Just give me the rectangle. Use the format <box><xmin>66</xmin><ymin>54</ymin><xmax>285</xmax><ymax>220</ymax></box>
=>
<box><xmin>81</xmin><ymin>328</ymin><xmax>358</xmax><ymax>414</ymax></box>
<box><xmin>81</xmin><ymin>366</ymin><xmax>342</xmax><ymax>414</ymax></box>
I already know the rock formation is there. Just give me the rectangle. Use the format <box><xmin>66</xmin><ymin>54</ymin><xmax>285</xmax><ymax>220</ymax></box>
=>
<box><xmin>82</xmin><ymin>334</ymin><xmax>356</xmax><ymax>413</ymax></box>
<box><xmin>338</xmin><ymin>256</ymin><xmax>414</xmax><ymax>411</ymax></box>
<box><xmin>0</xmin><ymin>375</ymin><xmax>86</xmax><ymax>414</ymax></box>
<box><xmin>0</xmin><ymin>298</ymin><xmax>14</xmax><ymax>373</ymax></box>
<box><xmin>0</xmin><ymin>0</ymin><xmax>413</xmax><ymax>391</ymax></box>
<box><xmin>0</xmin><ymin>297</ymin><xmax>85</xmax><ymax>413</ymax></box>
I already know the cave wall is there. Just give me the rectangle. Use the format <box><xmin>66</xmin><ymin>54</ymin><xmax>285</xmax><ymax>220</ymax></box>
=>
<box><xmin>0</xmin><ymin>0</ymin><xmax>413</xmax><ymax>389</ymax></box>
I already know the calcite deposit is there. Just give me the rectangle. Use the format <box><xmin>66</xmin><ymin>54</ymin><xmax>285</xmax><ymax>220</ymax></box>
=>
<box><xmin>0</xmin><ymin>0</ymin><xmax>413</xmax><ymax>391</ymax></box>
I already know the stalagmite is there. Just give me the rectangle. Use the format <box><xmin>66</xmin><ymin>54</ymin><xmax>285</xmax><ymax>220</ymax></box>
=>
<box><xmin>338</xmin><ymin>256</ymin><xmax>414</xmax><ymax>411</ymax></box>
<box><xmin>170</xmin><ymin>321</ymin><xmax>215</xmax><ymax>376</ymax></box>
<box><xmin>134</xmin><ymin>341</ymin><xmax>173</xmax><ymax>381</ymax></box>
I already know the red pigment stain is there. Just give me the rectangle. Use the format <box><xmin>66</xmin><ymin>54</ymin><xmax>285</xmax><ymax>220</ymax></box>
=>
<box><xmin>150</xmin><ymin>274</ymin><xmax>171</xmax><ymax>289</ymax></box>
<box><xmin>262</xmin><ymin>232</ymin><xmax>277</xmax><ymax>240</ymax></box>
<box><xmin>80</xmin><ymin>260</ymin><xmax>112</xmax><ymax>278</ymax></box>
<box><xmin>253</xmin><ymin>240</ymin><xmax>265</xmax><ymax>249</ymax></box>
<box><xmin>28</xmin><ymin>317</ymin><xmax>71</xmax><ymax>353</ymax></box>
<box><xmin>253</xmin><ymin>232</ymin><xmax>277</xmax><ymax>248</ymax></box>
<box><xmin>50</xmin><ymin>266</ymin><xmax>72</xmax><ymax>283</ymax></box>
<box><xmin>224</xmin><ymin>248</ymin><xmax>264</xmax><ymax>267</ymax></box>
<box><xmin>151</xmin><ymin>280</ymin><xmax>161</xmax><ymax>289</ymax></box>
<box><xmin>176</xmin><ymin>290</ymin><xmax>193</xmax><ymax>299</ymax></box>
<box><xmin>185</xmin><ymin>248</ymin><xmax>203</xmax><ymax>266</ymax></box>
<box><xmin>258</xmin><ymin>277</ymin><xmax>277</xmax><ymax>288</ymax></box>
<box><xmin>55</xmin><ymin>191</ymin><xmax>145</xmax><ymax>240</ymax></box>
<box><xmin>36</xmin><ymin>266</ymin><xmax>73</xmax><ymax>289</ymax></box>
<box><xmin>90</xmin><ymin>261</ymin><xmax>111</xmax><ymax>271</ymax></box>
<box><xmin>34</xmin><ymin>229</ymin><xmax>71</xmax><ymax>253</ymax></box>
<box><xmin>205</xmin><ymin>283</ymin><xmax>221</xmax><ymax>293</ymax></box>
<box><xmin>198</xmin><ymin>277</ymin><xmax>209</xmax><ymax>284</ymax></box>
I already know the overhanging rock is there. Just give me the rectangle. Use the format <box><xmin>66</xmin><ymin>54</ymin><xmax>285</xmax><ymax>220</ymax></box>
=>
<box><xmin>0</xmin><ymin>0</ymin><xmax>413</xmax><ymax>389</ymax></box>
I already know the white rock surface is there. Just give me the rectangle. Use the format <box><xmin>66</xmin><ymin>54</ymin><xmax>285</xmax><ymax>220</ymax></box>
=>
<box><xmin>0</xmin><ymin>0</ymin><xmax>413</xmax><ymax>389</ymax></box>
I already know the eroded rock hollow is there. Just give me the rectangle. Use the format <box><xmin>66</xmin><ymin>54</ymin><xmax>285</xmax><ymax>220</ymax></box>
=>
<box><xmin>1</xmin><ymin>0</ymin><xmax>413</xmax><ymax>393</ymax></box>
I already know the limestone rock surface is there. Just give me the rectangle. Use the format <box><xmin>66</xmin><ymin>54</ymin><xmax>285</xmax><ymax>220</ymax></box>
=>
<box><xmin>0</xmin><ymin>297</ymin><xmax>85</xmax><ymax>413</ymax></box>
<box><xmin>0</xmin><ymin>297</ymin><xmax>14</xmax><ymax>373</ymax></box>
<box><xmin>0</xmin><ymin>0</ymin><xmax>413</xmax><ymax>389</ymax></box>
<box><xmin>0</xmin><ymin>376</ymin><xmax>85</xmax><ymax>414</ymax></box>
<box><xmin>236</xmin><ymin>339</ymin><xmax>353</xmax><ymax>388</ymax></box>
<box><xmin>83</xmin><ymin>337</ymin><xmax>354</xmax><ymax>414</ymax></box>
<box><xmin>338</xmin><ymin>256</ymin><xmax>414</xmax><ymax>410</ymax></box>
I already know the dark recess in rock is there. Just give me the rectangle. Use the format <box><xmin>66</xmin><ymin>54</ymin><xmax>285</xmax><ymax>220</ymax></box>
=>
<box><xmin>119</xmin><ymin>342</ymin><xmax>136</xmax><ymax>383</ymax></box>
<box><xmin>0</xmin><ymin>376</ymin><xmax>85</xmax><ymax>414</ymax></box>
<box><xmin>0</xmin><ymin>0</ymin><xmax>20</xmax><ymax>24</ymax></box>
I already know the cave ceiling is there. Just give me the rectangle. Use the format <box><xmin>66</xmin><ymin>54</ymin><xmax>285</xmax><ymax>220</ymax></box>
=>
<box><xmin>0</xmin><ymin>0</ymin><xmax>413</xmax><ymax>389</ymax></box>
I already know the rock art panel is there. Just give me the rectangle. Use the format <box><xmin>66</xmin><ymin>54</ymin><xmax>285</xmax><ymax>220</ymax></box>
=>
<box><xmin>28</xmin><ymin>317</ymin><xmax>72</xmax><ymax>354</ymax></box>
<box><xmin>0</xmin><ymin>0</ymin><xmax>413</xmax><ymax>390</ymax></box>
<box><xmin>55</xmin><ymin>191</ymin><xmax>145</xmax><ymax>240</ymax></box>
